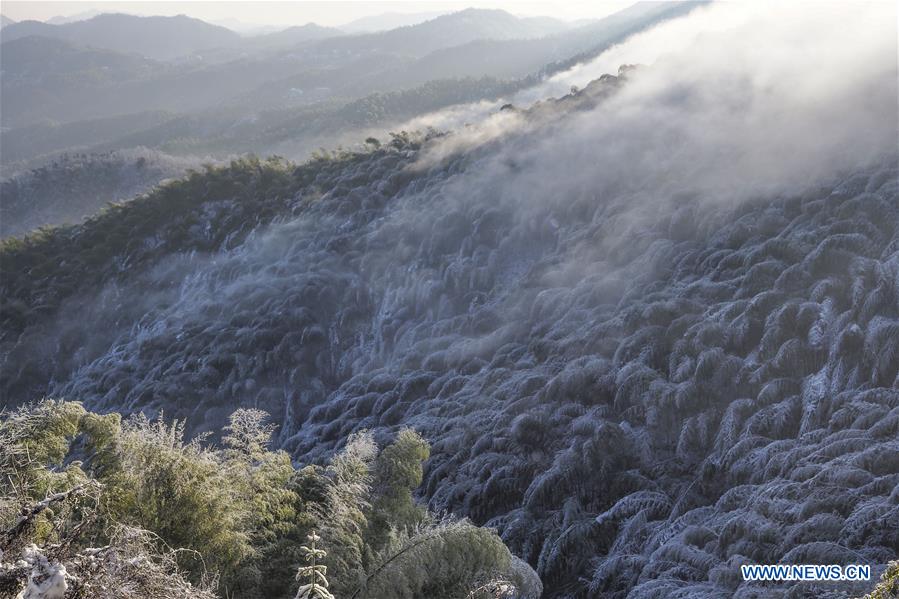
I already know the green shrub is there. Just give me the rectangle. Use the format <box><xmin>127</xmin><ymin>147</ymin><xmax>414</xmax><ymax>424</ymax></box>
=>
<box><xmin>0</xmin><ymin>401</ymin><xmax>540</xmax><ymax>598</ymax></box>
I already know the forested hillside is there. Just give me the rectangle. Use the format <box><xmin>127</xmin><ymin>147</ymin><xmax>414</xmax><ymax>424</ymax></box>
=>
<box><xmin>0</xmin><ymin>2</ymin><xmax>897</xmax><ymax>598</ymax></box>
<box><xmin>0</xmin><ymin>150</ymin><xmax>203</xmax><ymax>238</ymax></box>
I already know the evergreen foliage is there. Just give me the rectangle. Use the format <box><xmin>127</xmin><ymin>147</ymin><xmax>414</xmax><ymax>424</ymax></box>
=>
<box><xmin>366</xmin><ymin>428</ymin><xmax>430</xmax><ymax>551</ymax></box>
<box><xmin>0</xmin><ymin>401</ymin><xmax>540</xmax><ymax>598</ymax></box>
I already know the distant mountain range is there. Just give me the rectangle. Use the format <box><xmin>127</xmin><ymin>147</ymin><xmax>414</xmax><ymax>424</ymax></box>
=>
<box><xmin>0</xmin><ymin>7</ymin><xmax>618</xmax><ymax>126</ymax></box>
<box><xmin>0</xmin><ymin>13</ymin><xmax>241</xmax><ymax>60</ymax></box>
<box><xmin>46</xmin><ymin>10</ymin><xmax>104</xmax><ymax>25</ymax></box>
<box><xmin>339</xmin><ymin>10</ymin><xmax>459</xmax><ymax>33</ymax></box>
<box><xmin>243</xmin><ymin>23</ymin><xmax>346</xmax><ymax>50</ymax></box>
<box><xmin>312</xmin><ymin>8</ymin><xmax>571</xmax><ymax>59</ymax></box>
<box><xmin>0</xmin><ymin>15</ymin><xmax>14</xmax><ymax>29</ymax></box>
<box><xmin>0</xmin><ymin>8</ymin><xmax>570</xmax><ymax>63</ymax></box>
<box><xmin>0</xmin><ymin>2</ymin><xmax>701</xmax><ymax>170</ymax></box>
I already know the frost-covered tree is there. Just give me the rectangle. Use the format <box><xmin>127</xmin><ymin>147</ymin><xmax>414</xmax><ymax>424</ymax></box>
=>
<box><xmin>0</xmin><ymin>401</ymin><xmax>217</xmax><ymax>599</ymax></box>
<box><xmin>352</xmin><ymin>518</ymin><xmax>541</xmax><ymax>599</ymax></box>
<box><xmin>295</xmin><ymin>531</ymin><xmax>335</xmax><ymax>599</ymax></box>
<box><xmin>305</xmin><ymin>430</ymin><xmax>377</xmax><ymax>596</ymax></box>
<box><xmin>2</xmin><ymin>402</ymin><xmax>536</xmax><ymax>598</ymax></box>
<box><xmin>224</xmin><ymin>409</ymin><xmax>278</xmax><ymax>460</ymax></box>
<box><xmin>221</xmin><ymin>408</ymin><xmax>308</xmax><ymax>598</ymax></box>
<box><xmin>106</xmin><ymin>412</ymin><xmax>251</xmax><ymax>579</ymax></box>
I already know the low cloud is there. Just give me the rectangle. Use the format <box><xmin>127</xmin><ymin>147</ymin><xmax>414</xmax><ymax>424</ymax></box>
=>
<box><xmin>406</xmin><ymin>1</ymin><xmax>896</xmax><ymax>207</ymax></box>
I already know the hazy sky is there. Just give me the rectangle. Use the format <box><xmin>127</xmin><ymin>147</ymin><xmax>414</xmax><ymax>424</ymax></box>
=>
<box><xmin>1</xmin><ymin>1</ymin><xmax>633</xmax><ymax>28</ymax></box>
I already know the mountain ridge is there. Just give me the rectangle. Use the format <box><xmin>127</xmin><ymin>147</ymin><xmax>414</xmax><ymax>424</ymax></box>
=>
<box><xmin>0</xmin><ymin>12</ymin><xmax>241</xmax><ymax>60</ymax></box>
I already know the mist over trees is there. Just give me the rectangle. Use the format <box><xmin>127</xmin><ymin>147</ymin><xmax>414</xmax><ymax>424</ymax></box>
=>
<box><xmin>1</xmin><ymin>1</ymin><xmax>897</xmax><ymax>598</ymax></box>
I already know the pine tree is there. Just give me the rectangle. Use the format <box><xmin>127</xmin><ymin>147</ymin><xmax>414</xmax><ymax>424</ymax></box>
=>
<box><xmin>295</xmin><ymin>530</ymin><xmax>335</xmax><ymax>599</ymax></box>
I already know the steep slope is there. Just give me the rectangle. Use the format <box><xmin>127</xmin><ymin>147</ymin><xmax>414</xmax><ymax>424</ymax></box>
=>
<box><xmin>1</xmin><ymin>3</ymin><xmax>896</xmax><ymax>597</ymax></box>
<box><xmin>0</xmin><ymin>15</ymin><xmax>15</xmax><ymax>29</ymax></box>
<box><xmin>2</xmin><ymin>94</ymin><xmax>897</xmax><ymax>599</ymax></box>
<box><xmin>0</xmin><ymin>13</ymin><xmax>241</xmax><ymax>60</ymax></box>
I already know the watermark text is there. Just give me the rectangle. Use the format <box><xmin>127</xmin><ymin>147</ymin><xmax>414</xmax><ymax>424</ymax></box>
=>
<box><xmin>741</xmin><ymin>564</ymin><xmax>870</xmax><ymax>582</ymax></box>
